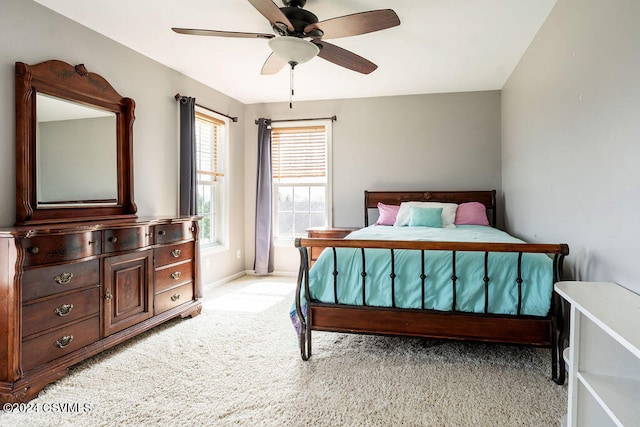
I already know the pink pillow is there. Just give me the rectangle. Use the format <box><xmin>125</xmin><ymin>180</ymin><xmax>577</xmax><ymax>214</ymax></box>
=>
<box><xmin>454</xmin><ymin>202</ymin><xmax>490</xmax><ymax>226</ymax></box>
<box><xmin>375</xmin><ymin>202</ymin><xmax>400</xmax><ymax>226</ymax></box>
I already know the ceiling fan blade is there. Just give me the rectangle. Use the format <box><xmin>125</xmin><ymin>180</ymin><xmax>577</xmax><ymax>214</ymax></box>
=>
<box><xmin>247</xmin><ymin>0</ymin><xmax>294</xmax><ymax>33</ymax></box>
<box><xmin>261</xmin><ymin>52</ymin><xmax>287</xmax><ymax>75</ymax></box>
<box><xmin>172</xmin><ymin>27</ymin><xmax>274</xmax><ymax>39</ymax></box>
<box><xmin>305</xmin><ymin>9</ymin><xmax>400</xmax><ymax>40</ymax></box>
<box><xmin>313</xmin><ymin>41</ymin><xmax>377</xmax><ymax>74</ymax></box>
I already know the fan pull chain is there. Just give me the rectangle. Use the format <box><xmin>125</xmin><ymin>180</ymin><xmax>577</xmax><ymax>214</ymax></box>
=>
<box><xmin>289</xmin><ymin>62</ymin><xmax>296</xmax><ymax>109</ymax></box>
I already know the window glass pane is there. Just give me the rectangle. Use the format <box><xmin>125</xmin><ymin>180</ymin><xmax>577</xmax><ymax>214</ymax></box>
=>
<box><xmin>200</xmin><ymin>215</ymin><xmax>212</xmax><ymax>245</ymax></box>
<box><xmin>294</xmin><ymin>212</ymin><xmax>310</xmax><ymax>236</ymax></box>
<box><xmin>309</xmin><ymin>186</ymin><xmax>325</xmax><ymax>212</ymax></box>
<box><xmin>198</xmin><ymin>184</ymin><xmax>212</xmax><ymax>214</ymax></box>
<box><xmin>279</xmin><ymin>212</ymin><xmax>293</xmax><ymax>237</ymax></box>
<box><xmin>294</xmin><ymin>186</ymin><xmax>310</xmax><ymax>212</ymax></box>
<box><xmin>278</xmin><ymin>186</ymin><xmax>293</xmax><ymax>212</ymax></box>
<box><xmin>310</xmin><ymin>212</ymin><xmax>326</xmax><ymax>228</ymax></box>
<box><xmin>211</xmin><ymin>185</ymin><xmax>218</xmax><ymax>216</ymax></box>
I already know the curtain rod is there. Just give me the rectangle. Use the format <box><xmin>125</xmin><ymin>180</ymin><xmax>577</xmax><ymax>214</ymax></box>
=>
<box><xmin>174</xmin><ymin>94</ymin><xmax>238</xmax><ymax>123</ymax></box>
<box><xmin>254</xmin><ymin>115</ymin><xmax>337</xmax><ymax>125</ymax></box>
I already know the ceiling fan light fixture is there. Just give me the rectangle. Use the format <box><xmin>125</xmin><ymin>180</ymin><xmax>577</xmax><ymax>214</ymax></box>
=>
<box><xmin>268</xmin><ymin>37</ymin><xmax>319</xmax><ymax>66</ymax></box>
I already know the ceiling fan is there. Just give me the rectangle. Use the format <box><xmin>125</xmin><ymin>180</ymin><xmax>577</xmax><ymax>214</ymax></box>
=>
<box><xmin>172</xmin><ymin>0</ymin><xmax>401</xmax><ymax>75</ymax></box>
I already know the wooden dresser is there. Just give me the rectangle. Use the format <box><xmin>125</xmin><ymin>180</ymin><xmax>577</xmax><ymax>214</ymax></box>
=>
<box><xmin>0</xmin><ymin>216</ymin><xmax>202</xmax><ymax>403</ymax></box>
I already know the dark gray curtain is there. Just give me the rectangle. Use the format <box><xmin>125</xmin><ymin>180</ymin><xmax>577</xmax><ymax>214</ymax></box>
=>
<box><xmin>254</xmin><ymin>118</ymin><xmax>274</xmax><ymax>274</ymax></box>
<box><xmin>179</xmin><ymin>96</ymin><xmax>197</xmax><ymax>216</ymax></box>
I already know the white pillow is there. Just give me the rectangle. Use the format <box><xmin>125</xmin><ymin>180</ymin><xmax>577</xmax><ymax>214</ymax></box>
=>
<box><xmin>393</xmin><ymin>202</ymin><xmax>458</xmax><ymax>228</ymax></box>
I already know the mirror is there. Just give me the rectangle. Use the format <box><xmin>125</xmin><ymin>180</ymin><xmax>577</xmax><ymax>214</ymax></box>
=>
<box><xmin>36</xmin><ymin>93</ymin><xmax>118</xmax><ymax>206</ymax></box>
<box><xmin>15</xmin><ymin>60</ymin><xmax>137</xmax><ymax>225</ymax></box>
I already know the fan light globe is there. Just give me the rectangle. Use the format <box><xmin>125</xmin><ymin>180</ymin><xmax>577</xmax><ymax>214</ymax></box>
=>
<box><xmin>268</xmin><ymin>37</ymin><xmax>319</xmax><ymax>65</ymax></box>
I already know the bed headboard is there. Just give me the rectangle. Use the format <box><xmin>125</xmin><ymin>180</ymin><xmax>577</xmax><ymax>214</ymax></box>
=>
<box><xmin>364</xmin><ymin>190</ymin><xmax>497</xmax><ymax>227</ymax></box>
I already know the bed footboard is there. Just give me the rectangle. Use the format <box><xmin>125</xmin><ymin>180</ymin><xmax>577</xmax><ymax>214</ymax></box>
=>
<box><xmin>294</xmin><ymin>238</ymin><xmax>569</xmax><ymax>384</ymax></box>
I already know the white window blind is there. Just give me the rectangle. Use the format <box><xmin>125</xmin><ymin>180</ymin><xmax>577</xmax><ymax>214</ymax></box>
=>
<box><xmin>195</xmin><ymin>112</ymin><xmax>225</xmax><ymax>182</ymax></box>
<box><xmin>272</xmin><ymin>125</ymin><xmax>326</xmax><ymax>180</ymax></box>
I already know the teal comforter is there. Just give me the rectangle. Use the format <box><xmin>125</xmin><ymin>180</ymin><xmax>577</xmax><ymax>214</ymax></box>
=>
<box><xmin>300</xmin><ymin>225</ymin><xmax>554</xmax><ymax>317</ymax></box>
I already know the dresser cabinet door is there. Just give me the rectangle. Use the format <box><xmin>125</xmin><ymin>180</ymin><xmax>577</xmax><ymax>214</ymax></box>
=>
<box><xmin>103</xmin><ymin>250</ymin><xmax>153</xmax><ymax>336</ymax></box>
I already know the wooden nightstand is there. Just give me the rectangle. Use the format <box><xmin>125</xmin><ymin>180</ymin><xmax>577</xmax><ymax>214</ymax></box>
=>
<box><xmin>306</xmin><ymin>227</ymin><xmax>359</xmax><ymax>266</ymax></box>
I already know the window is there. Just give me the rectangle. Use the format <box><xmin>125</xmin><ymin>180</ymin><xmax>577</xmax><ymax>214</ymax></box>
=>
<box><xmin>272</xmin><ymin>120</ymin><xmax>332</xmax><ymax>241</ymax></box>
<box><xmin>195</xmin><ymin>108</ymin><xmax>227</xmax><ymax>246</ymax></box>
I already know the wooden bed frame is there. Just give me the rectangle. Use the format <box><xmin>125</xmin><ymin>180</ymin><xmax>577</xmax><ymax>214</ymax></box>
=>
<box><xmin>294</xmin><ymin>190</ymin><xmax>569</xmax><ymax>384</ymax></box>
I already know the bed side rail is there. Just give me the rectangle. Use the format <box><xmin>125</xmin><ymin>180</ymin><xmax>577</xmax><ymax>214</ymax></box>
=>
<box><xmin>294</xmin><ymin>237</ymin><xmax>569</xmax><ymax>383</ymax></box>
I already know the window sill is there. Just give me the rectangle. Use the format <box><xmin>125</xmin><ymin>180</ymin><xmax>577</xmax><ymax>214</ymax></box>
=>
<box><xmin>274</xmin><ymin>238</ymin><xmax>297</xmax><ymax>247</ymax></box>
<box><xmin>200</xmin><ymin>243</ymin><xmax>228</xmax><ymax>254</ymax></box>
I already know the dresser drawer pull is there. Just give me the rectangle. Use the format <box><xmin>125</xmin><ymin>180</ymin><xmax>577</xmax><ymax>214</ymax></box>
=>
<box><xmin>108</xmin><ymin>236</ymin><xmax>118</xmax><ymax>243</ymax></box>
<box><xmin>54</xmin><ymin>304</ymin><xmax>74</xmax><ymax>317</ymax></box>
<box><xmin>170</xmin><ymin>271</ymin><xmax>181</xmax><ymax>280</ymax></box>
<box><xmin>28</xmin><ymin>246</ymin><xmax>40</xmax><ymax>254</ymax></box>
<box><xmin>54</xmin><ymin>272</ymin><xmax>74</xmax><ymax>285</ymax></box>
<box><xmin>171</xmin><ymin>249</ymin><xmax>182</xmax><ymax>258</ymax></box>
<box><xmin>158</xmin><ymin>230</ymin><xmax>166</xmax><ymax>236</ymax></box>
<box><xmin>54</xmin><ymin>335</ymin><xmax>74</xmax><ymax>349</ymax></box>
<box><xmin>88</xmin><ymin>240</ymin><xmax>99</xmax><ymax>246</ymax></box>
<box><xmin>171</xmin><ymin>294</ymin><xmax>181</xmax><ymax>302</ymax></box>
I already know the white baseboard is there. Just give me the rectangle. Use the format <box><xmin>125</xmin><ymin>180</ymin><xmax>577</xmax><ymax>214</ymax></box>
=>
<box><xmin>244</xmin><ymin>269</ymin><xmax>297</xmax><ymax>277</ymax></box>
<box><xmin>203</xmin><ymin>271</ymin><xmax>246</xmax><ymax>291</ymax></box>
<box><xmin>202</xmin><ymin>270</ymin><xmax>297</xmax><ymax>292</ymax></box>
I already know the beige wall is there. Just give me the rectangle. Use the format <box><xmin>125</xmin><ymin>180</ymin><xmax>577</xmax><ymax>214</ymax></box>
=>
<box><xmin>502</xmin><ymin>0</ymin><xmax>640</xmax><ymax>292</ymax></box>
<box><xmin>14</xmin><ymin>0</ymin><xmax>628</xmax><ymax>286</ymax></box>
<box><xmin>245</xmin><ymin>92</ymin><xmax>502</xmax><ymax>273</ymax></box>
<box><xmin>0</xmin><ymin>0</ymin><xmax>246</xmax><ymax>285</ymax></box>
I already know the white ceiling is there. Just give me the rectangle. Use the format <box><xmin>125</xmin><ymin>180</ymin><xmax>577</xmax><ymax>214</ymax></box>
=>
<box><xmin>34</xmin><ymin>0</ymin><xmax>557</xmax><ymax>105</ymax></box>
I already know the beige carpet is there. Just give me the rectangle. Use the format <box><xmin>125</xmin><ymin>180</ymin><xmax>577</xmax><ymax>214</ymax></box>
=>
<box><xmin>0</xmin><ymin>275</ymin><xmax>567</xmax><ymax>426</ymax></box>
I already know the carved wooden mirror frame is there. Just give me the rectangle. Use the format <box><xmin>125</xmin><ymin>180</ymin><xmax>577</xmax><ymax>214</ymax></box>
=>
<box><xmin>15</xmin><ymin>59</ymin><xmax>137</xmax><ymax>225</ymax></box>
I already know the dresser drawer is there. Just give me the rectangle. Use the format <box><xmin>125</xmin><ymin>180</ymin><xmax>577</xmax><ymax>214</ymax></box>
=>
<box><xmin>22</xmin><ymin>316</ymin><xmax>100</xmax><ymax>371</ymax></box>
<box><xmin>154</xmin><ymin>242</ymin><xmax>193</xmax><ymax>267</ymax></box>
<box><xmin>103</xmin><ymin>226</ymin><xmax>151</xmax><ymax>253</ymax></box>
<box><xmin>20</xmin><ymin>231</ymin><xmax>101</xmax><ymax>267</ymax></box>
<box><xmin>22</xmin><ymin>287</ymin><xmax>100</xmax><ymax>338</ymax></box>
<box><xmin>155</xmin><ymin>261</ymin><xmax>193</xmax><ymax>294</ymax></box>
<box><xmin>154</xmin><ymin>222</ymin><xmax>195</xmax><ymax>245</ymax></box>
<box><xmin>22</xmin><ymin>259</ymin><xmax>100</xmax><ymax>302</ymax></box>
<box><xmin>154</xmin><ymin>282</ymin><xmax>193</xmax><ymax>315</ymax></box>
